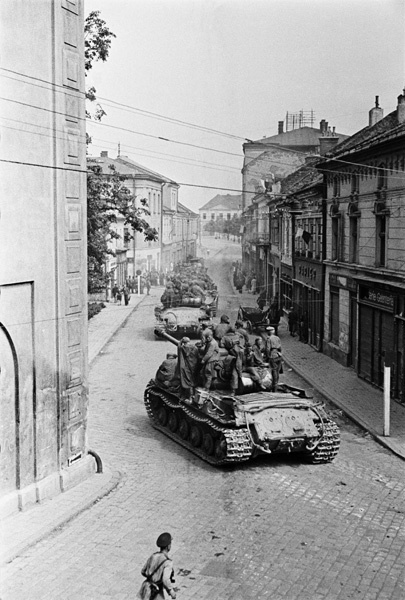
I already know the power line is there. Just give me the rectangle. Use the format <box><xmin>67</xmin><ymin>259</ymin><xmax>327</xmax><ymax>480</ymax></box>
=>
<box><xmin>2</xmin><ymin>68</ymin><xmax>405</xmax><ymax>175</ymax></box>
<box><xmin>97</xmin><ymin>97</ymin><xmax>246</xmax><ymax>141</ymax></box>
<box><xmin>0</xmin><ymin>116</ymin><xmax>240</xmax><ymax>175</ymax></box>
<box><xmin>89</xmin><ymin>143</ymin><xmax>240</xmax><ymax>175</ymax></box>
<box><xmin>0</xmin><ymin>67</ymin><xmax>247</xmax><ymax>143</ymax></box>
<box><xmin>1</xmin><ymin>95</ymin><xmax>244</xmax><ymax>158</ymax></box>
<box><xmin>0</xmin><ymin>157</ymin><xmax>87</xmax><ymax>173</ymax></box>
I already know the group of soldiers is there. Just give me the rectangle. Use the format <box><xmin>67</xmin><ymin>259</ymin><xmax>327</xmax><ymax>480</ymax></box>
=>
<box><xmin>159</xmin><ymin>263</ymin><xmax>218</xmax><ymax>309</ymax></box>
<box><xmin>156</xmin><ymin>313</ymin><xmax>283</xmax><ymax>402</ymax></box>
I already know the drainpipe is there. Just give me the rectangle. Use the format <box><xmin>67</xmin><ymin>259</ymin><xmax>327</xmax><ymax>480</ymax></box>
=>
<box><xmin>160</xmin><ymin>183</ymin><xmax>165</xmax><ymax>271</ymax></box>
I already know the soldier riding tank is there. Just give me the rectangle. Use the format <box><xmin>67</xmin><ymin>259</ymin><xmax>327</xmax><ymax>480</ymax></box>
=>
<box><xmin>144</xmin><ymin>331</ymin><xmax>340</xmax><ymax>466</ymax></box>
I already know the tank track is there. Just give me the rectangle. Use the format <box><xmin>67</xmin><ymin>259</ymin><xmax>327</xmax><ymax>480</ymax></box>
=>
<box><xmin>307</xmin><ymin>420</ymin><xmax>340</xmax><ymax>464</ymax></box>
<box><xmin>144</xmin><ymin>385</ymin><xmax>253</xmax><ymax>466</ymax></box>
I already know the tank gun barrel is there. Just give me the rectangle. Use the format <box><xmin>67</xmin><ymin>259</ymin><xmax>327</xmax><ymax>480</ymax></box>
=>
<box><xmin>155</xmin><ymin>329</ymin><xmax>179</xmax><ymax>346</ymax></box>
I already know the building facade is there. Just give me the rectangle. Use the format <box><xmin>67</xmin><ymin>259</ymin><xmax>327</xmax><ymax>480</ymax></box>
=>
<box><xmin>199</xmin><ymin>194</ymin><xmax>242</xmax><ymax>236</ymax></box>
<box><xmin>87</xmin><ymin>152</ymin><xmax>198</xmax><ymax>286</ymax></box>
<box><xmin>241</xmin><ymin>118</ymin><xmax>348</xmax><ymax>276</ymax></box>
<box><xmin>318</xmin><ymin>93</ymin><xmax>405</xmax><ymax>401</ymax></box>
<box><xmin>0</xmin><ymin>0</ymin><xmax>92</xmax><ymax>517</ymax></box>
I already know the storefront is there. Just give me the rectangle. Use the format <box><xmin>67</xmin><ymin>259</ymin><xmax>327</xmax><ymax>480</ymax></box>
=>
<box><xmin>293</xmin><ymin>260</ymin><xmax>324</xmax><ymax>349</ymax></box>
<box><xmin>357</xmin><ymin>283</ymin><xmax>396</xmax><ymax>389</ymax></box>
<box><xmin>268</xmin><ymin>252</ymin><xmax>280</xmax><ymax>302</ymax></box>
<box><xmin>280</xmin><ymin>264</ymin><xmax>293</xmax><ymax>311</ymax></box>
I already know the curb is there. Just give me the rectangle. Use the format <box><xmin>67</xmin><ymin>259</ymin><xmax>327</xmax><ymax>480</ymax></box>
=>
<box><xmin>89</xmin><ymin>294</ymin><xmax>147</xmax><ymax>365</ymax></box>
<box><xmin>1</xmin><ymin>468</ymin><xmax>122</xmax><ymax>566</ymax></box>
<box><xmin>282</xmin><ymin>355</ymin><xmax>405</xmax><ymax>461</ymax></box>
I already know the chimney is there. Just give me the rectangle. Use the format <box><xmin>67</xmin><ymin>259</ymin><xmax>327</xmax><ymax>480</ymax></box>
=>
<box><xmin>369</xmin><ymin>96</ymin><xmax>384</xmax><ymax>126</ymax></box>
<box><xmin>397</xmin><ymin>88</ymin><xmax>405</xmax><ymax>124</ymax></box>
<box><xmin>319</xmin><ymin>119</ymin><xmax>328</xmax><ymax>135</ymax></box>
<box><xmin>278</xmin><ymin>121</ymin><xmax>284</xmax><ymax>134</ymax></box>
<box><xmin>319</xmin><ymin>127</ymin><xmax>340</xmax><ymax>156</ymax></box>
<box><xmin>100</xmin><ymin>151</ymin><xmax>108</xmax><ymax>157</ymax></box>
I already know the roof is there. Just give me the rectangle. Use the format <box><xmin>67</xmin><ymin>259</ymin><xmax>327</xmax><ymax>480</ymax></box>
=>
<box><xmin>280</xmin><ymin>157</ymin><xmax>323</xmax><ymax>195</ymax></box>
<box><xmin>87</xmin><ymin>153</ymin><xmax>178</xmax><ymax>185</ymax></box>
<box><xmin>199</xmin><ymin>194</ymin><xmax>242</xmax><ymax>211</ymax></box>
<box><xmin>177</xmin><ymin>202</ymin><xmax>198</xmax><ymax>217</ymax></box>
<box><xmin>324</xmin><ymin>110</ymin><xmax>405</xmax><ymax>159</ymax></box>
<box><xmin>250</xmin><ymin>126</ymin><xmax>349</xmax><ymax>149</ymax></box>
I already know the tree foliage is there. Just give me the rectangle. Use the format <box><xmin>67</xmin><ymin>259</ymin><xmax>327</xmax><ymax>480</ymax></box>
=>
<box><xmin>203</xmin><ymin>214</ymin><xmax>242</xmax><ymax>237</ymax></box>
<box><xmin>85</xmin><ymin>11</ymin><xmax>116</xmax><ymax>73</ymax></box>
<box><xmin>87</xmin><ymin>165</ymin><xmax>157</xmax><ymax>292</ymax></box>
<box><xmin>84</xmin><ymin>11</ymin><xmax>158</xmax><ymax>292</ymax></box>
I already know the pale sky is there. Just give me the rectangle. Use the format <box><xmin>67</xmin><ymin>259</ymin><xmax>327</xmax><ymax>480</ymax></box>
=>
<box><xmin>85</xmin><ymin>0</ymin><xmax>405</xmax><ymax>212</ymax></box>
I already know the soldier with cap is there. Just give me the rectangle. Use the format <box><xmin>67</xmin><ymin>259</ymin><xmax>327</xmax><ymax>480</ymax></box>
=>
<box><xmin>213</xmin><ymin>314</ymin><xmax>232</xmax><ymax>342</ymax></box>
<box><xmin>201</xmin><ymin>329</ymin><xmax>219</xmax><ymax>390</ymax></box>
<box><xmin>138</xmin><ymin>532</ymin><xmax>177</xmax><ymax>599</ymax></box>
<box><xmin>264</xmin><ymin>326</ymin><xmax>283</xmax><ymax>391</ymax></box>
<box><xmin>234</xmin><ymin>320</ymin><xmax>249</xmax><ymax>349</ymax></box>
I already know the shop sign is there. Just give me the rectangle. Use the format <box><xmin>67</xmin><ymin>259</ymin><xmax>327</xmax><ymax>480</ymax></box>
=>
<box><xmin>359</xmin><ymin>285</ymin><xmax>395</xmax><ymax>311</ymax></box>
<box><xmin>297</xmin><ymin>264</ymin><xmax>318</xmax><ymax>282</ymax></box>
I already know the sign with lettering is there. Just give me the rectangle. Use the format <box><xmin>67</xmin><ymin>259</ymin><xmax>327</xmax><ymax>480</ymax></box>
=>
<box><xmin>359</xmin><ymin>285</ymin><xmax>395</xmax><ymax>312</ymax></box>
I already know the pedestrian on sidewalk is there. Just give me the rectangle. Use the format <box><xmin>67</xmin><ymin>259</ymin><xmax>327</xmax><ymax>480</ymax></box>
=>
<box><xmin>116</xmin><ymin>289</ymin><xmax>122</xmax><ymax>305</ymax></box>
<box><xmin>112</xmin><ymin>284</ymin><xmax>119</xmax><ymax>303</ymax></box>
<box><xmin>146</xmin><ymin>277</ymin><xmax>151</xmax><ymax>295</ymax></box>
<box><xmin>123</xmin><ymin>286</ymin><xmax>130</xmax><ymax>306</ymax></box>
<box><xmin>137</xmin><ymin>532</ymin><xmax>177</xmax><ymax>599</ymax></box>
<box><xmin>299</xmin><ymin>311</ymin><xmax>309</xmax><ymax>343</ymax></box>
<box><xmin>288</xmin><ymin>307</ymin><xmax>298</xmax><ymax>336</ymax></box>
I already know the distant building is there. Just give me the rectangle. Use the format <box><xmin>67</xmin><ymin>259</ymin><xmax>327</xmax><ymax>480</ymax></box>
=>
<box><xmin>242</xmin><ymin>118</ymin><xmax>348</xmax><ymax>211</ymax></box>
<box><xmin>241</xmin><ymin>116</ymin><xmax>348</xmax><ymax>280</ymax></box>
<box><xmin>162</xmin><ymin>202</ymin><xmax>199</xmax><ymax>269</ymax></box>
<box><xmin>87</xmin><ymin>152</ymin><xmax>197</xmax><ymax>286</ymax></box>
<box><xmin>199</xmin><ymin>194</ymin><xmax>242</xmax><ymax>234</ymax></box>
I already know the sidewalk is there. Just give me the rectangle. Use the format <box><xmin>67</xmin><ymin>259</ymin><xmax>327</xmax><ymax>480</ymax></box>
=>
<box><xmin>0</xmin><ymin>292</ymin><xmax>148</xmax><ymax>565</ymax></box>
<box><xmin>233</xmin><ymin>285</ymin><xmax>405</xmax><ymax>461</ymax></box>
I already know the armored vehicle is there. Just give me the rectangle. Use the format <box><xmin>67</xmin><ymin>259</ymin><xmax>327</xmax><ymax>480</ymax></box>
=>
<box><xmin>144</xmin><ymin>333</ymin><xmax>340</xmax><ymax>466</ymax></box>
<box><xmin>154</xmin><ymin>301</ymin><xmax>212</xmax><ymax>339</ymax></box>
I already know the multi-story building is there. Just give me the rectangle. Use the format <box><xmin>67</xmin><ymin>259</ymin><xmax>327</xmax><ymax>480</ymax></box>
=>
<box><xmin>318</xmin><ymin>93</ymin><xmax>405</xmax><ymax>400</ymax></box>
<box><xmin>88</xmin><ymin>152</ymin><xmax>178</xmax><ymax>280</ymax></box>
<box><xmin>87</xmin><ymin>152</ymin><xmax>198</xmax><ymax>285</ymax></box>
<box><xmin>241</xmin><ymin>116</ymin><xmax>348</xmax><ymax>276</ymax></box>
<box><xmin>162</xmin><ymin>202</ymin><xmax>198</xmax><ymax>270</ymax></box>
<box><xmin>280</xmin><ymin>158</ymin><xmax>326</xmax><ymax>349</ymax></box>
<box><xmin>0</xmin><ymin>0</ymin><xmax>91</xmax><ymax>516</ymax></box>
<box><xmin>199</xmin><ymin>194</ymin><xmax>242</xmax><ymax>234</ymax></box>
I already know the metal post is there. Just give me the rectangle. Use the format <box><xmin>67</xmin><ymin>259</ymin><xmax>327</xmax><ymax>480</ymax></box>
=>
<box><xmin>383</xmin><ymin>365</ymin><xmax>390</xmax><ymax>436</ymax></box>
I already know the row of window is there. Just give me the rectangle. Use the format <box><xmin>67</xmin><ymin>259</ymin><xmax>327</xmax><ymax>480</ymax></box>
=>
<box><xmin>331</xmin><ymin>213</ymin><xmax>387</xmax><ymax>267</ymax></box>
<box><xmin>202</xmin><ymin>213</ymin><xmax>233</xmax><ymax>220</ymax></box>
<box><xmin>331</xmin><ymin>170</ymin><xmax>387</xmax><ymax>197</ymax></box>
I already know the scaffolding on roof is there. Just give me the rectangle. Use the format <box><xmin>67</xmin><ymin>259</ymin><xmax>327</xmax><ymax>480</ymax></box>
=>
<box><xmin>285</xmin><ymin>110</ymin><xmax>315</xmax><ymax>131</ymax></box>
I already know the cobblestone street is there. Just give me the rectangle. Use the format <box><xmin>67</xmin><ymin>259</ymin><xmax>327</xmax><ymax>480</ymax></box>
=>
<box><xmin>1</xmin><ymin>241</ymin><xmax>405</xmax><ymax>600</ymax></box>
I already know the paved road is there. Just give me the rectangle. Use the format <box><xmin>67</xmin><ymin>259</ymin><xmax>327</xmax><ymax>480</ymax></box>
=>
<box><xmin>1</xmin><ymin>242</ymin><xmax>404</xmax><ymax>600</ymax></box>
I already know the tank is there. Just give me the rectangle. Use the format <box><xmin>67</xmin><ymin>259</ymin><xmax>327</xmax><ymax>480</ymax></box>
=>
<box><xmin>154</xmin><ymin>303</ymin><xmax>212</xmax><ymax>339</ymax></box>
<box><xmin>144</xmin><ymin>333</ymin><xmax>340</xmax><ymax>466</ymax></box>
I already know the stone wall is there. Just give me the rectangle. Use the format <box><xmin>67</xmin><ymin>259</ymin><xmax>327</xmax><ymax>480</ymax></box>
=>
<box><xmin>0</xmin><ymin>0</ymin><xmax>92</xmax><ymax>517</ymax></box>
